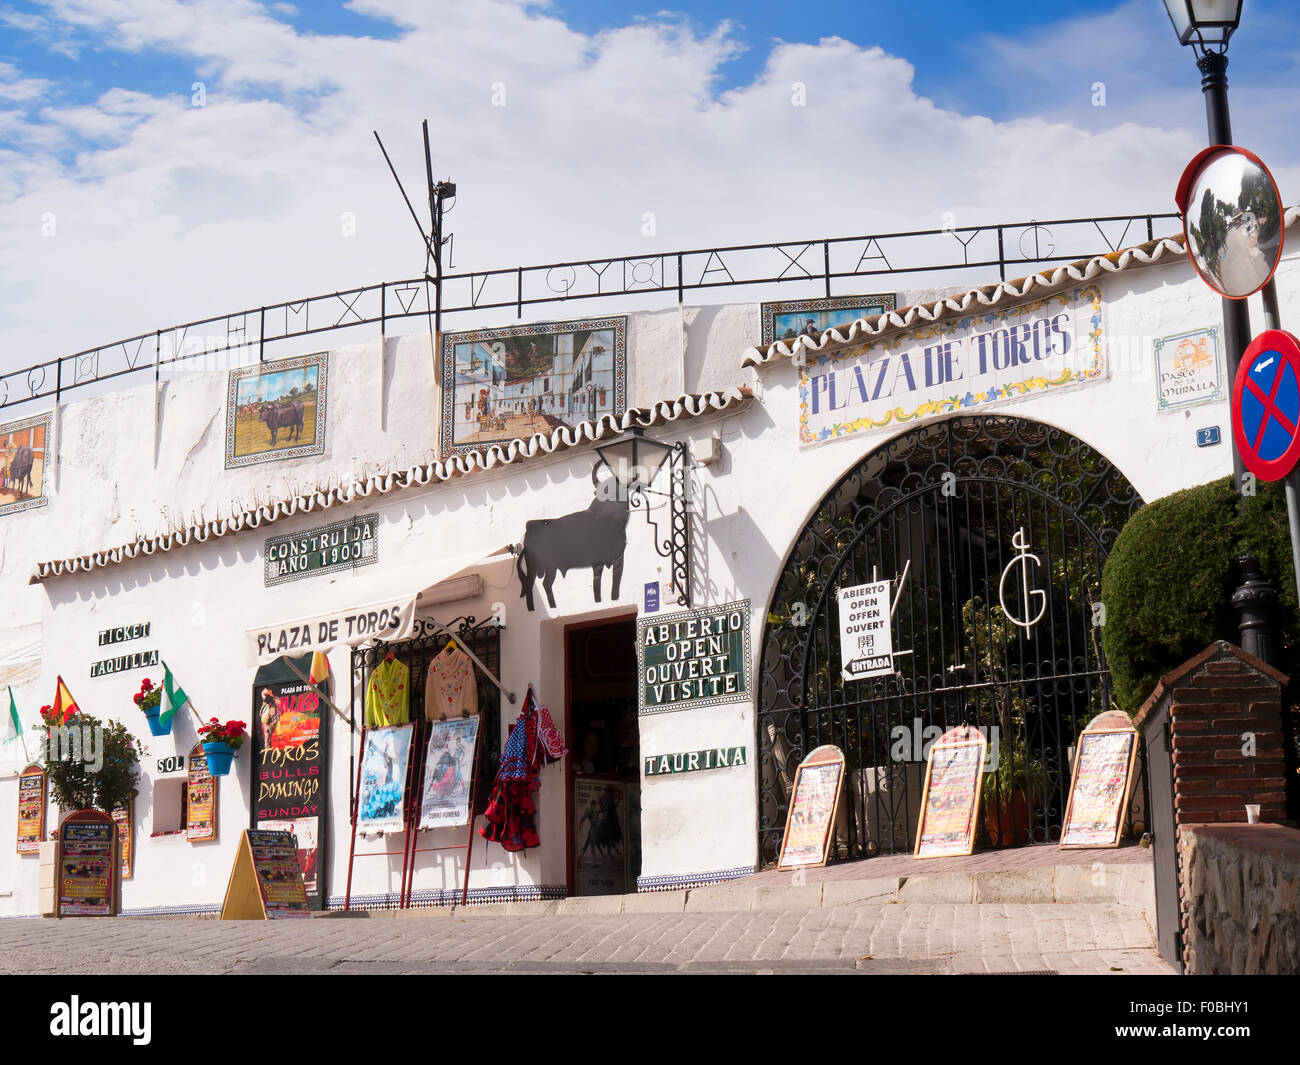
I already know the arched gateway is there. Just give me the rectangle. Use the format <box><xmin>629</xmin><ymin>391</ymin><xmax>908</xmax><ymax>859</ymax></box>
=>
<box><xmin>757</xmin><ymin>415</ymin><xmax>1145</xmax><ymax>863</ymax></box>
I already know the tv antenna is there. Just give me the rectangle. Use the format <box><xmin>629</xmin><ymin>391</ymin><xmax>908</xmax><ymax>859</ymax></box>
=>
<box><xmin>374</xmin><ymin>118</ymin><xmax>456</xmax><ymax>333</ymax></box>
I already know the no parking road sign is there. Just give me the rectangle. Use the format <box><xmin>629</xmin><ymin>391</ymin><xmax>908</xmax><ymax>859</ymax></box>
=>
<box><xmin>1232</xmin><ymin>329</ymin><xmax>1300</xmax><ymax>482</ymax></box>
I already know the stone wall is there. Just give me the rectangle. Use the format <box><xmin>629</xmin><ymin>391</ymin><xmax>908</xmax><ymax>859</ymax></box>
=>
<box><xmin>1179</xmin><ymin>824</ymin><xmax>1300</xmax><ymax>974</ymax></box>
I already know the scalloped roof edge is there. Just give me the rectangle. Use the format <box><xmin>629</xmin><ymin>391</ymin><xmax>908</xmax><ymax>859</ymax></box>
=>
<box><xmin>740</xmin><ymin>206</ymin><xmax>1300</xmax><ymax>369</ymax></box>
<box><xmin>31</xmin><ymin>386</ymin><xmax>754</xmax><ymax>584</ymax></box>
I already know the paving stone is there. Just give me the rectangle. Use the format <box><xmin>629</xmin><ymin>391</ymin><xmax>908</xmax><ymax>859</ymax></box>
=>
<box><xmin>821</xmin><ymin>877</ymin><xmax>902</xmax><ymax>906</ymax></box>
<box><xmin>621</xmin><ymin>891</ymin><xmax>687</xmax><ymax>914</ymax></box>
<box><xmin>0</xmin><ymin>900</ymin><xmax>1175</xmax><ymax>976</ymax></box>
<box><xmin>973</xmin><ymin>867</ymin><xmax>1056</xmax><ymax>903</ymax></box>
<box><xmin>751</xmin><ymin>883</ymin><xmax>823</xmax><ymax>910</ymax></box>
<box><xmin>898</xmin><ymin>873</ymin><xmax>975</xmax><ymax>903</ymax></box>
<box><xmin>682</xmin><ymin>882</ymin><xmax>752</xmax><ymax>912</ymax></box>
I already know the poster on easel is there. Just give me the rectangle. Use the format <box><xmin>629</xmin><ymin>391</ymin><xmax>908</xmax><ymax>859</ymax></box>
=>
<box><xmin>1060</xmin><ymin>711</ymin><xmax>1138</xmax><ymax>849</ymax></box>
<box><xmin>57</xmin><ymin>812</ymin><xmax>118</xmax><ymax>916</ymax></box>
<box><xmin>17</xmin><ymin>763</ymin><xmax>45</xmax><ymax>854</ymax></box>
<box><xmin>357</xmin><ymin>724</ymin><xmax>413</xmax><ymax>835</ymax></box>
<box><xmin>418</xmin><ymin>716</ymin><xmax>479</xmax><ymax>830</ymax></box>
<box><xmin>777</xmin><ymin>745</ymin><xmax>846</xmax><ymax>870</ymax></box>
<box><xmin>187</xmin><ymin>743</ymin><xmax>218</xmax><ymax>842</ymax></box>
<box><xmin>252</xmin><ymin>654</ymin><xmax>330</xmax><ymax>908</ymax></box>
<box><xmin>220</xmin><ymin>829</ymin><xmax>312</xmax><ymax>920</ymax></box>
<box><xmin>914</xmin><ymin>726</ymin><xmax>987</xmax><ymax>859</ymax></box>
<box><xmin>111</xmin><ymin>798</ymin><xmax>134</xmax><ymax>879</ymax></box>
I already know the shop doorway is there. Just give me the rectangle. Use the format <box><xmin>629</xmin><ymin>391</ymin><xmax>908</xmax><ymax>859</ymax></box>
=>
<box><xmin>566</xmin><ymin>616</ymin><xmax>641</xmax><ymax>896</ymax></box>
<box><xmin>757</xmin><ymin>415</ymin><xmax>1146</xmax><ymax>864</ymax></box>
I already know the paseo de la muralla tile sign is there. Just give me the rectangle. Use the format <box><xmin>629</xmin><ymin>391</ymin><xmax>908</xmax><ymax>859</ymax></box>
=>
<box><xmin>636</xmin><ymin>601</ymin><xmax>751</xmax><ymax>715</ymax></box>
<box><xmin>797</xmin><ymin>284</ymin><xmax>1106</xmax><ymax>446</ymax></box>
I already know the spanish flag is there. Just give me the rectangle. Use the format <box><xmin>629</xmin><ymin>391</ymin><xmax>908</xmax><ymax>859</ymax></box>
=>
<box><xmin>51</xmin><ymin>675</ymin><xmax>79</xmax><ymax>724</ymax></box>
<box><xmin>308</xmin><ymin>652</ymin><xmax>330</xmax><ymax>690</ymax></box>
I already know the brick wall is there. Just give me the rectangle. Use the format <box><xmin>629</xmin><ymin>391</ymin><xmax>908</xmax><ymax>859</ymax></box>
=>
<box><xmin>1135</xmin><ymin>641</ymin><xmax>1293</xmax><ymax>972</ymax></box>
<box><xmin>1167</xmin><ymin>652</ymin><xmax>1288</xmax><ymax>826</ymax></box>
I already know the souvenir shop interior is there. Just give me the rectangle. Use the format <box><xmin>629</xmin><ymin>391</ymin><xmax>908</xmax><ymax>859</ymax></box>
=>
<box><xmin>566</xmin><ymin>617</ymin><xmax>641</xmax><ymax>896</ymax></box>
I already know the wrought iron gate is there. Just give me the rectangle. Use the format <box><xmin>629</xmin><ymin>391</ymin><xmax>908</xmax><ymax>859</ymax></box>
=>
<box><xmin>758</xmin><ymin>416</ymin><xmax>1145</xmax><ymax>863</ymax></box>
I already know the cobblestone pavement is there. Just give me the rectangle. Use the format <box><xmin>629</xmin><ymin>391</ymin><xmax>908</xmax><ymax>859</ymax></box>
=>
<box><xmin>0</xmin><ymin>902</ymin><xmax>1173</xmax><ymax>975</ymax></box>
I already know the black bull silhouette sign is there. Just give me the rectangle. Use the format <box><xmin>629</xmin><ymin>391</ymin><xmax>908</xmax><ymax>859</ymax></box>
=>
<box><xmin>516</xmin><ymin>465</ymin><xmax>631</xmax><ymax>611</ymax></box>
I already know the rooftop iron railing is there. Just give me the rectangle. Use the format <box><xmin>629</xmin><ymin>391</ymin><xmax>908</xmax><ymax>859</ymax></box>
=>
<box><xmin>0</xmin><ymin>211</ymin><xmax>1179</xmax><ymax>413</ymax></box>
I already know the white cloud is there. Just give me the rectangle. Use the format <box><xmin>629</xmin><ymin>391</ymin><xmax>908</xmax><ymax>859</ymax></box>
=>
<box><xmin>0</xmin><ymin>0</ymin><xmax>1221</xmax><ymax>383</ymax></box>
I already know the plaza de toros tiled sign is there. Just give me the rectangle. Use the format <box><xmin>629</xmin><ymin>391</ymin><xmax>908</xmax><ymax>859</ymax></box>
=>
<box><xmin>798</xmin><ymin>285</ymin><xmax>1106</xmax><ymax>447</ymax></box>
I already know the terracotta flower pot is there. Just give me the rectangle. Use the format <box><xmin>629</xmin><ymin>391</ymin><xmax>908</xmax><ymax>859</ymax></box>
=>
<box><xmin>983</xmin><ymin>788</ymin><xmax>1031</xmax><ymax>846</ymax></box>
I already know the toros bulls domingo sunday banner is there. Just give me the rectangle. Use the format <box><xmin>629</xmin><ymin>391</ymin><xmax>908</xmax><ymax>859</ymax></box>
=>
<box><xmin>251</xmin><ymin>654</ymin><xmax>330</xmax><ymax>909</ymax></box>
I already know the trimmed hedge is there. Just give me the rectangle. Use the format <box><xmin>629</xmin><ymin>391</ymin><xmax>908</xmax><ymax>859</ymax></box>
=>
<box><xmin>1102</xmin><ymin>476</ymin><xmax>1299</xmax><ymax>712</ymax></box>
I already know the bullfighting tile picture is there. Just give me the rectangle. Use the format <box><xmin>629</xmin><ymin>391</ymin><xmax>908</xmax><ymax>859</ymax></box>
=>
<box><xmin>440</xmin><ymin>316</ymin><xmax>627</xmax><ymax>458</ymax></box>
<box><xmin>0</xmin><ymin>411</ymin><xmax>52</xmax><ymax>518</ymax></box>
<box><xmin>224</xmin><ymin>351</ymin><xmax>328</xmax><ymax>469</ymax></box>
<box><xmin>760</xmin><ymin>293</ymin><xmax>896</xmax><ymax>346</ymax></box>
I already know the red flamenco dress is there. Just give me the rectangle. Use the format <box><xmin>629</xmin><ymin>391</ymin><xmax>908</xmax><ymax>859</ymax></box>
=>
<box><xmin>480</xmin><ymin>688</ymin><xmax>566</xmax><ymax>852</ymax></box>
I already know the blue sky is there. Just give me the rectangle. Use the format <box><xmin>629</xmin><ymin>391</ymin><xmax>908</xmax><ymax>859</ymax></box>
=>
<box><xmin>0</xmin><ymin>0</ymin><xmax>1297</xmax><ymax>375</ymax></box>
<box><xmin>5</xmin><ymin>0</ymin><xmax>1294</xmax><ymax>125</ymax></box>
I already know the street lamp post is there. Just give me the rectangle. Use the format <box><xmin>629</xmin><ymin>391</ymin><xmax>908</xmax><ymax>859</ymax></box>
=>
<box><xmin>1164</xmin><ymin>0</ymin><xmax>1249</xmax><ymax>487</ymax></box>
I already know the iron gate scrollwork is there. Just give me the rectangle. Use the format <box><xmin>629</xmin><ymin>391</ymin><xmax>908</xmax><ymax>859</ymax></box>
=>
<box><xmin>758</xmin><ymin>415</ymin><xmax>1146</xmax><ymax>863</ymax></box>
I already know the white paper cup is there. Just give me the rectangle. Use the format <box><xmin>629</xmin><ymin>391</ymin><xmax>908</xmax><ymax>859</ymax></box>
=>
<box><xmin>1245</xmin><ymin>804</ymin><xmax>1261</xmax><ymax>824</ymax></box>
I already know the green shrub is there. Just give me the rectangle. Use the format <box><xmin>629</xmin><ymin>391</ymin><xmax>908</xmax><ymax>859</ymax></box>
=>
<box><xmin>1102</xmin><ymin>475</ymin><xmax>1300</xmax><ymax>712</ymax></box>
<box><xmin>35</xmin><ymin>712</ymin><xmax>145</xmax><ymax>815</ymax></box>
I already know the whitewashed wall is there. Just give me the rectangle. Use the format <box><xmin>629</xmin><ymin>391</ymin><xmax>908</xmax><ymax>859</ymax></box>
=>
<box><xmin>3</xmin><ymin>241</ymin><xmax>1289</xmax><ymax>914</ymax></box>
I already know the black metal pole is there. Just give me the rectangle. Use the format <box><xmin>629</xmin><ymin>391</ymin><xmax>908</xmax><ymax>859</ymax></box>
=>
<box><xmin>1199</xmin><ymin>50</ymin><xmax>1252</xmax><ymax>490</ymax></box>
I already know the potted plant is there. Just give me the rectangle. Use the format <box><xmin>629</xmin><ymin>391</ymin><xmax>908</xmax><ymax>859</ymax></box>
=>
<box><xmin>133</xmin><ymin>676</ymin><xmax>170</xmax><ymax>737</ymax></box>
<box><xmin>196</xmin><ymin>718</ymin><xmax>248</xmax><ymax>776</ymax></box>
<box><xmin>982</xmin><ymin>751</ymin><xmax>1048</xmax><ymax>847</ymax></box>
<box><xmin>36</xmin><ymin>709</ymin><xmax>145</xmax><ymax>816</ymax></box>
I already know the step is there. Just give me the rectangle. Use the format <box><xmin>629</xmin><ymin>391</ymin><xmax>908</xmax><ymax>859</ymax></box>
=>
<box><xmin>317</xmin><ymin>859</ymin><xmax>1156</xmax><ymax>921</ymax></box>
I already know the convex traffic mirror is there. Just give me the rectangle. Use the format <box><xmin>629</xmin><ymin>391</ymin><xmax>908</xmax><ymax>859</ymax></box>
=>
<box><xmin>1175</xmin><ymin>145</ymin><xmax>1285</xmax><ymax>299</ymax></box>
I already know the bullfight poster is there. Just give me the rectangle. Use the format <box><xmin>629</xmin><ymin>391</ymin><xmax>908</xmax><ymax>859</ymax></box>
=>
<box><xmin>357</xmin><ymin>724</ymin><xmax>413</xmax><ymax>836</ymax></box>
<box><xmin>574</xmin><ymin>777</ymin><xmax>628</xmax><ymax>896</ymax></box>
<box><xmin>251</xmin><ymin>652</ymin><xmax>331</xmax><ymax>908</ymax></box>
<box><xmin>914</xmin><ymin>726</ymin><xmax>987</xmax><ymax>859</ymax></box>
<box><xmin>224</xmin><ymin>350</ymin><xmax>328</xmax><ymax>469</ymax></box>
<box><xmin>1059</xmin><ymin>711</ymin><xmax>1138</xmax><ymax>849</ymax></box>
<box><xmin>418</xmin><ymin>716</ymin><xmax>479</xmax><ymax>830</ymax></box>
<box><xmin>777</xmin><ymin>745</ymin><xmax>846</xmax><ymax>870</ymax></box>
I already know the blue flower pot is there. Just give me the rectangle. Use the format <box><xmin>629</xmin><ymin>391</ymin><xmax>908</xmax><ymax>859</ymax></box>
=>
<box><xmin>143</xmin><ymin>706</ymin><xmax>172</xmax><ymax>737</ymax></box>
<box><xmin>202</xmin><ymin>741</ymin><xmax>236</xmax><ymax>776</ymax></box>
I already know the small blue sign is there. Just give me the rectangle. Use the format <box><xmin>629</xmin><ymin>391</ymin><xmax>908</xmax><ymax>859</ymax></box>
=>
<box><xmin>644</xmin><ymin>581</ymin><xmax>660</xmax><ymax>613</ymax></box>
<box><xmin>1196</xmin><ymin>426</ymin><xmax>1221</xmax><ymax>448</ymax></box>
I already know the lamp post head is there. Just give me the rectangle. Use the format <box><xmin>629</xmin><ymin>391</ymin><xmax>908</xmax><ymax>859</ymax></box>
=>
<box><xmin>593</xmin><ymin>426</ymin><xmax>674</xmax><ymax>492</ymax></box>
<box><xmin>1163</xmin><ymin>0</ymin><xmax>1243</xmax><ymax>55</ymax></box>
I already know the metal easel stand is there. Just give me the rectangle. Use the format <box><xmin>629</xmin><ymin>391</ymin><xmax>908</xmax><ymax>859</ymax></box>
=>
<box><xmin>400</xmin><ymin>718</ymin><xmax>483</xmax><ymax>909</ymax></box>
<box><xmin>343</xmin><ymin>722</ymin><xmax>416</xmax><ymax>913</ymax></box>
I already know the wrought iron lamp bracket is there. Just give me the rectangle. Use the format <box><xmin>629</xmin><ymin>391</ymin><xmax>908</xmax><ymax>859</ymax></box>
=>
<box><xmin>629</xmin><ymin>442</ymin><xmax>692</xmax><ymax>608</ymax></box>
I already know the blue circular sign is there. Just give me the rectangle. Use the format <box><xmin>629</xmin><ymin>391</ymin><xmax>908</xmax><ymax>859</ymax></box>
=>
<box><xmin>1232</xmin><ymin>330</ymin><xmax>1300</xmax><ymax>481</ymax></box>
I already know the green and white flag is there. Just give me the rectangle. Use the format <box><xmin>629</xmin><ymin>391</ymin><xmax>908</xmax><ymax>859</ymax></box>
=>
<box><xmin>2</xmin><ymin>687</ymin><xmax>26</xmax><ymax>761</ymax></box>
<box><xmin>160</xmin><ymin>661</ymin><xmax>191</xmax><ymax>729</ymax></box>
